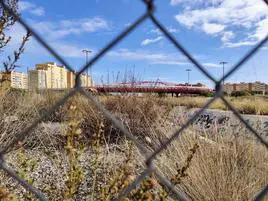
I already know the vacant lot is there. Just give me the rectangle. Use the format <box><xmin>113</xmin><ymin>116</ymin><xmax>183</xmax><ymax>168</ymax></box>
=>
<box><xmin>0</xmin><ymin>90</ymin><xmax>267</xmax><ymax>201</ymax></box>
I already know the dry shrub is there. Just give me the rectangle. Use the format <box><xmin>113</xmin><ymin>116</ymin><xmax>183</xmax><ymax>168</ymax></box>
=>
<box><xmin>57</xmin><ymin>94</ymin><xmax>168</xmax><ymax>147</ymax></box>
<box><xmin>1</xmin><ymin>91</ymin><xmax>168</xmax><ymax>150</ymax></box>
<box><xmin>99</xmin><ymin>95</ymin><xmax>169</xmax><ymax>147</ymax></box>
<box><xmin>157</xmin><ymin>130</ymin><xmax>268</xmax><ymax>201</ymax></box>
<box><xmin>230</xmin><ymin>96</ymin><xmax>268</xmax><ymax>115</ymax></box>
<box><xmin>0</xmin><ymin>89</ymin><xmax>42</xmax><ymax>149</ymax></box>
<box><xmin>1</xmin><ymin>90</ymin><xmax>268</xmax><ymax>200</ymax></box>
<box><xmin>0</xmin><ymin>90</ymin><xmax>73</xmax><ymax>150</ymax></box>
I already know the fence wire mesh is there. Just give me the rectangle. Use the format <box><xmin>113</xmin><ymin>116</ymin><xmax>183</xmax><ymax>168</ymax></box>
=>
<box><xmin>0</xmin><ymin>0</ymin><xmax>268</xmax><ymax>200</ymax></box>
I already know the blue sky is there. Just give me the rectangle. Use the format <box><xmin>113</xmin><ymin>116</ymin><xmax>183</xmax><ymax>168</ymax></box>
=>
<box><xmin>2</xmin><ymin>0</ymin><xmax>268</xmax><ymax>88</ymax></box>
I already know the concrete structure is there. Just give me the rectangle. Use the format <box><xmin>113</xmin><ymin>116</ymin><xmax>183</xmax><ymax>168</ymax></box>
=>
<box><xmin>0</xmin><ymin>71</ymin><xmax>28</xmax><ymax>89</ymax></box>
<box><xmin>224</xmin><ymin>81</ymin><xmax>268</xmax><ymax>95</ymax></box>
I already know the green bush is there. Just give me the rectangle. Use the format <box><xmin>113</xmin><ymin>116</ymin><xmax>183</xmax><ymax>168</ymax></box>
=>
<box><xmin>200</xmin><ymin>91</ymin><xmax>215</xmax><ymax>97</ymax></box>
<box><xmin>231</xmin><ymin>90</ymin><xmax>251</xmax><ymax>97</ymax></box>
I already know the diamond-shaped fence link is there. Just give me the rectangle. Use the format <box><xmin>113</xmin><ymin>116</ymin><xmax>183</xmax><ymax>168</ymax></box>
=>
<box><xmin>0</xmin><ymin>0</ymin><xmax>268</xmax><ymax>200</ymax></box>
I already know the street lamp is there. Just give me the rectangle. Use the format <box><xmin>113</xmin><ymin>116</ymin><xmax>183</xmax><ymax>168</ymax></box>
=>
<box><xmin>82</xmin><ymin>49</ymin><xmax>92</xmax><ymax>87</ymax></box>
<box><xmin>186</xmin><ymin>69</ymin><xmax>192</xmax><ymax>86</ymax></box>
<box><xmin>220</xmin><ymin>61</ymin><xmax>228</xmax><ymax>86</ymax></box>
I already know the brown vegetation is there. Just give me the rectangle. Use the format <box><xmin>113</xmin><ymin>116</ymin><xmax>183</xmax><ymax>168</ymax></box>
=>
<box><xmin>0</xmin><ymin>90</ymin><xmax>267</xmax><ymax>200</ymax></box>
<box><xmin>160</xmin><ymin>96</ymin><xmax>268</xmax><ymax>115</ymax></box>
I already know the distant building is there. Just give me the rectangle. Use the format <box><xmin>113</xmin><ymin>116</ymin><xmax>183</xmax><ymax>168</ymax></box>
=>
<box><xmin>249</xmin><ymin>82</ymin><xmax>266</xmax><ymax>94</ymax></box>
<box><xmin>224</xmin><ymin>81</ymin><xmax>267</xmax><ymax>95</ymax></box>
<box><xmin>35</xmin><ymin>62</ymin><xmax>68</xmax><ymax>89</ymax></box>
<box><xmin>28</xmin><ymin>70</ymin><xmax>47</xmax><ymax>90</ymax></box>
<box><xmin>223</xmin><ymin>83</ymin><xmax>234</xmax><ymax>95</ymax></box>
<box><xmin>28</xmin><ymin>62</ymin><xmax>93</xmax><ymax>90</ymax></box>
<box><xmin>67</xmin><ymin>71</ymin><xmax>75</xmax><ymax>88</ymax></box>
<box><xmin>66</xmin><ymin>71</ymin><xmax>93</xmax><ymax>88</ymax></box>
<box><xmin>0</xmin><ymin>71</ymin><xmax>28</xmax><ymax>89</ymax></box>
<box><xmin>80</xmin><ymin>73</ymin><xmax>93</xmax><ymax>87</ymax></box>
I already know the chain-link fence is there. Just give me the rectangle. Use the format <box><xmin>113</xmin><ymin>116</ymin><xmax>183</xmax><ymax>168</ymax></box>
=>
<box><xmin>0</xmin><ymin>0</ymin><xmax>268</xmax><ymax>200</ymax></box>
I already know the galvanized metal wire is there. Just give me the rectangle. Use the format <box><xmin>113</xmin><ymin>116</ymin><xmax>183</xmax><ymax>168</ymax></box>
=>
<box><xmin>0</xmin><ymin>0</ymin><xmax>267</xmax><ymax>200</ymax></box>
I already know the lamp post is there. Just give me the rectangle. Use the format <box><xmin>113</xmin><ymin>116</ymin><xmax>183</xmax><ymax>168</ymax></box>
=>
<box><xmin>82</xmin><ymin>49</ymin><xmax>92</xmax><ymax>87</ymax></box>
<box><xmin>186</xmin><ymin>69</ymin><xmax>191</xmax><ymax>86</ymax></box>
<box><xmin>220</xmin><ymin>61</ymin><xmax>228</xmax><ymax>87</ymax></box>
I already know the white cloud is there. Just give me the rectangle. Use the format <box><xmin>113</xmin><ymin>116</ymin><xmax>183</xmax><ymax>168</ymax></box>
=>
<box><xmin>61</xmin><ymin>18</ymin><xmax>109</xmax><ymax>32</ymax></box>
<box><xmin>108</xmin><ymin>49</ymin><xmax>189</xmax><ymax>65</ymax></box>
<box><xmin>171</xmin><ymin>0</ymin><xmax>223</xmax><ymax>6</ymax></box>
<box><xmin>174</xmin><ymin>0</ymin><xmax>268</xmax><ymax>47</ymax></box>
<box><xmin>5</xmin><ymin>22</ymin><xmax>96</xmax><ymax>59</ymax></box>
<box><xmin>202</xmin><ymin>23</ymin><xmax>225</xmax><ymax>35</ymax></box>
<box><xmin>109</xmin><ymin>49</ymin><xmax>219</xmax><ymax>67</ymax></box>
<box><xmin>170</xmin><ymin>0</ymin><xmax>181</xmax><ymax>6</ymax></box>
<box><xmin>221</xmin><ymin>31</ymin><xmax>235</xmax><ymax>42</ymax></box>
<box><xmin>203</xmin><ymin>63</ymin><xmax>221</xmax><ymax>68</ymax></box>
<box><xmin>30</xmin><ymin>7</ymin><xmax>45</xmax><ymax>16</ymax></box>
<box><xmin>4</xmin><ymin>16</ymin><xmax>109</xmax><ymax>57</ymax></box>
<box><xmin>168</xmin><ymin>27</ymin><xmax>180</xmax><ymax>33</ymax></box>
<box><xmin>151</xmin><ymin>61</ymin><xmax>189</xmax><ymax>65</ymax></box>
<box><xmin>249</xmin><ymin>17</ymin><xmax>268</xmax><ymax>41</ymax></box>
<box><xmin>141</xmin><ymin>36</ymin><xmax>163</xmax><ymax>46</ymax></box>
<box><xmin>50</xmin><ymin>42</ymin><xmax>86</xmax><ymax>58</ymax></box>
<box><xmin>149</xmin><ymin>26</ymin><xmax>179</xmax><ymax>35</ymax></box>
<box><xmin>224</xmin><ymin>41</ymin><xmax>257</xmax><ymax>48</ymax></box>
<box><xmin>18</xmin><ymin>1</ymin><xmax>45</xmax><ymax>16</ymax></box>
<box><xmin>149</xmin><ymin>28</ymin><xmax>162</xmax><ymax>35</ymax></box>
<box><xmin>4</xmin><ymin>16</ymin><xmax>109</xmax><ymax>58</ymax></box>
<box><xmin>30</xmin><ymin>17</ymin><xmax>109</xmax><ymax>40</ymax></box>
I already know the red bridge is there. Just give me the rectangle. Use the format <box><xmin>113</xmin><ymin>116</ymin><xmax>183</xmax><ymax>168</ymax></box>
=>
<box><xmin>94</xmin><ymin>81</ymin><xmax>212</xmax><ymax>95</ymax></box>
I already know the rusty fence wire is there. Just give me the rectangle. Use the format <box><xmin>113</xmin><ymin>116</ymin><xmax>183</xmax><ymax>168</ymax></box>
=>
<box><xmin>0</xmin><ymin>0</ymin><xmax>268</xmax><ymax>200</ymax></box>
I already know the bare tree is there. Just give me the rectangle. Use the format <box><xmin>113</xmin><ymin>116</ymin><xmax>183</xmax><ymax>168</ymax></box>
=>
<box><xmin>3</xmin><ymin>30</ymin><xmax>31</xmax><ymax>72</ymax></box>
<box><xmin>0</xmin><ymin>0</ymin><xmax>18</xmax><ymax>50</ymax></box>
<box><xmin>0</xmin><ymin>0</ymin><xmax>32</xmax><ymax>73</ymax></box>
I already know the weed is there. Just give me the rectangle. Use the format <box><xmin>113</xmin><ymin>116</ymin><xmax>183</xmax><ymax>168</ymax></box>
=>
<box><xmin>63</xmin><ymin>103</ymin><xmax>84</xmax><ymax>200</ymax></box>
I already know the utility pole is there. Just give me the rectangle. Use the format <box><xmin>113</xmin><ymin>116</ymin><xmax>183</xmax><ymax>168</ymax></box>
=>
<box><xmin>186</xmin><ymin>69</ymin><xmax>192</xmax><ymax>86</ymax></box>
<box><xmin>220</xmin><ymin>61</ymin><xmax>228</xmax><ymax>87</ymax></box>
<box><xmin>82</xmin><ymin>49</ymin><xmax>92</xmax><ymax>87</ymax></box>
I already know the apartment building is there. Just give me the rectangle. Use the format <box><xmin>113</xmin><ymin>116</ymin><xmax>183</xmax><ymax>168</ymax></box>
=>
<box><xmin>67</xmin><ymin>71</ymin><xmax>75</xmax><ymax>88</ymax></box>
<box><xmin>223</xmin><ymin>83</ymin><xmax>234</xmax><ymax>95</ymax></box>
<box><xmin>28</xmin><ymin>62</ymin><xmax>93</xmax><ymax>90</ymax></box>
<box><xmin>80</xmin><ymin>73</ymin><xmax>93</xmax><ymax>87</ymax></box>
<box><xmin>28</xmin><ymin>70</ymin><xmax>47</xmax><ymax>90</ymax></box>
<box><xmin>249</xmin><ymin>82</ymin><xmax>266</xmax><ymax>93</ymax></box>
<box><xmin>0</xmin><ymin>71</ymin><xmax>28</xmax><ymax>89</ymax></box>
<box><xmin>224</xmin><ymin>81</ymin><xmax>267</xmax><ymax>95</ymax></box>
<box><xmin>36</xmin><ymin>62</ymin><xmax>68</xmax><ymax>89</ymax></box>
<box><xmin>66</xmin><ymin>71</ymin><xmax>93</xmax><ymax>88</ymax></box>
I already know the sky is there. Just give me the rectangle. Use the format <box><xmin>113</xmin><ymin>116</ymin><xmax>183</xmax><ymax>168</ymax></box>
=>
<box><xmin>1</xmin><ymin>0</ymin><xmax>268</xmax><ymax>88</ymax></box>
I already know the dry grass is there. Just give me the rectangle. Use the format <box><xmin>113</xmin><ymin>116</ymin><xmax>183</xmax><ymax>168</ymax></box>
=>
<box><xmin>157</xmin><ymin>131</ymin><xmax>268</xmax><ymax>201</ymax></box>
<box><xmin>0</xmin><ymin>90</ymin><xmax>267</xmax><ymax>200</ymax></box>
<box><xmin>160</xmin><ymin>95</ymin><xmax>268</xmax><ymax>115</ymax></box>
